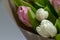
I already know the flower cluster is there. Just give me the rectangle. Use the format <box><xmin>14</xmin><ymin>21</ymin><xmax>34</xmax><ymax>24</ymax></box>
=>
<box><xmin>14</xmin><ymin>0</ymin><xmax>60</xmax><ymax>40</ymax></box>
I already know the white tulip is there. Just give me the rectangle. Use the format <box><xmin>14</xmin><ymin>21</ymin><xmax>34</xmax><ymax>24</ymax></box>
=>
<box><xmin>36</xmin><ymin>8</ymin><xmax>49</xmax><ymax>21</ymax></box>
<box><xmin>36</xmin><ymin>20</ymin><xmax>57</xmax><ymax>38</ymax></box>
<box><xmin>36</xmin><ymin>25</ymin><xmax>50</xmax><ymax>38</ymax></box>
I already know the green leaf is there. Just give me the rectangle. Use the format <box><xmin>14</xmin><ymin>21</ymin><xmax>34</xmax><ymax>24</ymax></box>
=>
<box><xmin>44</xmin><ymin>6</ymin><xmax>56</xmax><ymax>24</ymax></box>
<box><xmin>32</xmin><ymin>0</ymin><xmax>49</xmax><ymax>7</ymax></box>
<box><xmin>13</xmin><ymin>0</ymin><xmax>36</xmax><ymax>13</ymax></box>
<box><xmin>28</xmin><ymin>9</ymin><xmax>39</xmax><ymax>30</ymax></box>
<box><xmin>58</xmin><ymin>7</ymin><xmax>60</xmax><ymax>17</ymax></box>
<box><xmin>47</xmin><ymin>2</ymin><xmax>58</xmax><ymax>18</ymax></box>
<box><xmin>34</xmin><ymin>0</ymin><xmax>45</xmax><ymax>6</ymax></box>
<box><xmin>13</xmin><ymin>0</ymin><xmax>21</xmax><ymax>7</ymax></box>
<box><xmin>55</xmin><ymin>17</ymin><xmax>60</xmax><ymax>33</ymax></box>
<box><xmin>34</xmin><ymin>2</ymin><xmax>44</xmax><ymax>7</ymax></box>
<box><xmin>55</xmin><ymin>34</ymin><xmax>60</xmax><ymax>40</ymax></box>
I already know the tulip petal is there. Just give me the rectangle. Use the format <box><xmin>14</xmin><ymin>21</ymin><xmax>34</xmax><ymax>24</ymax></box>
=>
<box><xmin>17</xmin><ymin>6</ymin><xmax>32</xmax><ymax>27</ymax></box>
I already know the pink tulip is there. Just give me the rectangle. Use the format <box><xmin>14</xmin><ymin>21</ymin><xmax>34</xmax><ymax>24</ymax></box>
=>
<box><xmin>17</xmin><ymin>6</ymin><xmax>32</xmax><ymax>27</ymax></box>
<box><xmin>49</xmin><ymin>0</ymin><xmax>60</xmax><ymax>14</ymax></box>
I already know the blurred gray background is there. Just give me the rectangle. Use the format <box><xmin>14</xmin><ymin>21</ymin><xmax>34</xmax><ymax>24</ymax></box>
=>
<box><xmin>0</xmin><ymin>0</ymin><xmax>27</xmax><ymax>40</ymax></box>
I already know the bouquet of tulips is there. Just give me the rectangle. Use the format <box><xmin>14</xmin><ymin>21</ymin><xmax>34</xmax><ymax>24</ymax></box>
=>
<box><xmin>13</xmin><ymin>0</ymin><xmax>60</xmax><ymax>40</ymax></box>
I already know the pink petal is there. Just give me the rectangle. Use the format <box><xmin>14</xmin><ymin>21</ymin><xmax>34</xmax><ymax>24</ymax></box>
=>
<box><xmin>17</xmin><ymin>6</ymin><xmax>32</xmax><ymax>27</ymax></box>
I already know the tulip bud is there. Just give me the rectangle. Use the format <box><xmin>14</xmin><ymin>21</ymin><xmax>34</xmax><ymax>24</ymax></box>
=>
<box><xmin>36</xmin><ymin>20</ymin><xmax>57</xmax><ymax>38</ymax></box>
<box><xmin>36</xmin><ymin>8</ymin><xmax>49</xmax><ymax>21</ymax></box>
<box><xmin>49</xmin><ymin>0</ymin><xmax>60</xmax><ymax>16</ymax></box>
<box><xmin>17</xmin><ymin>6</ymin><xmax>32</xmax><ymax>27</ymax></box>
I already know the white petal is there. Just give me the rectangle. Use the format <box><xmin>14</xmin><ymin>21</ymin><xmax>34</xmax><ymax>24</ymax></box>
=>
<box><xmin>41</xmin><ymin>20</ymin><xmax>57</xmax><ymax>37</ymax></box>
<box><xmin>45</xmin><ymin>25</ymin><xmax>57</xmax><ymax>37</ymax></box>
<box><xmin>36</xmin><ymin>8</ymin><xmax>49</xmax><ymax>21</ymax></box>
<box><xmin>36</xmin><ymin>26</ymin><xmax>50</xmax><ymax>38</ymax></box>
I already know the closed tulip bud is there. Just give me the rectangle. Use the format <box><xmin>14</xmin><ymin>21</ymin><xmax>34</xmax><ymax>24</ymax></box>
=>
<box><xmin>36</xmin><ymin>8</ymin><xmax>49</xmax><ymax>21</ymax></box>
<box><xmin>36</xmin><ymin>20</ymin><xmax>57</xmax><ymax>38</ymax></box>
<box><xmin>17</xmin><ymin>6</ymin><xmax>32</xmax><ymax>27</ymax></box>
